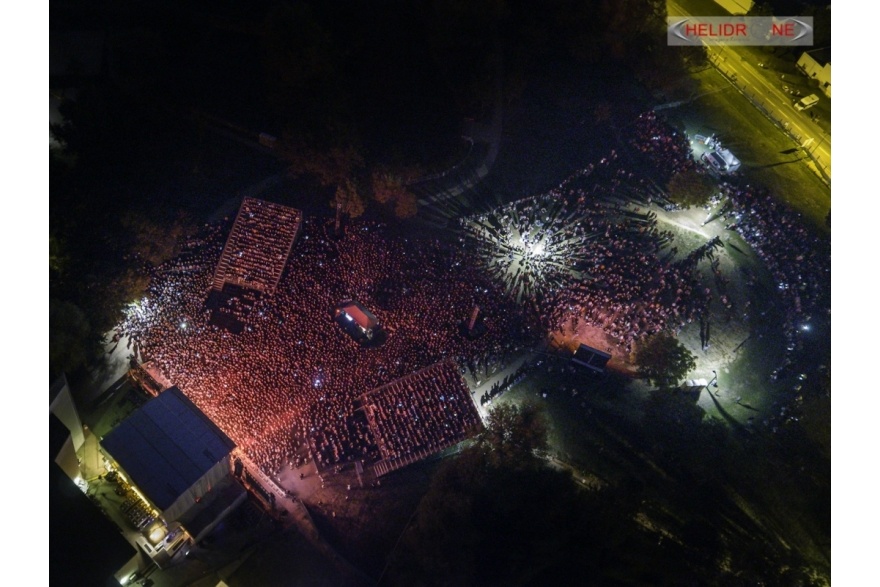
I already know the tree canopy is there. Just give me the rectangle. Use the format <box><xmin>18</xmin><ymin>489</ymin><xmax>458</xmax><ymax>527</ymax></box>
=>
<box><xmin>667</xmin><ymin>169</ymin><xmax>716</xmax><ymax>209</ymax></box>
<box><xmin>478</xmin><ymin>401</ymin><xmax>548</xmax><ymax>468</ymax></box>
<box><xmin>371</xmin><ymin>172</ymin><xmax>420</xmax><ymax>219</ymax></box>
<box><xmin>333</xmin><ymin>179</ymin><xmax>366</xmax><ymax>219</ymax></box>
<box><xmin>388</xmin><ymin>403</ymin><xmax>593</xmax><ymax>585</ymax></box>
<box><xmin>386</xmin><ymin>401</ymin><xmax>703</xmax><ymax>585</ymax></box>
<box><xmin>633</xmin><ymin>331</ymin><xmax>697</xmax><ymax>388</ymax></box>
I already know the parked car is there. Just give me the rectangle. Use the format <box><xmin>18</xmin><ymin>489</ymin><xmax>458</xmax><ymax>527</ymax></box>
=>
<box><xmin>794</xmin><ymin>94</ymin><xmax>819</xmax><ymax>111</ymax></box>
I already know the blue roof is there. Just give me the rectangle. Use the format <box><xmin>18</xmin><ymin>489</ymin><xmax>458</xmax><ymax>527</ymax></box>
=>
<box><xmin>102</xmin><ymin>387</ymin><xmax>235</xmax><ymax>510</ymax></box>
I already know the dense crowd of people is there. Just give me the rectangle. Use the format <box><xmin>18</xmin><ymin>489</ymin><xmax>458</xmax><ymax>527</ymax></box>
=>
<box><xmin>362</xmin><ymin>361</ymin><xmax>480</xmax><ymax>463</ymax></box>
<box><xmin>628</xmin><ymin>110</ymin><xmax>697</xmax><ymax>181</ymax></box>
<box><xmin>119</xmin><ymin>214</ymin><xmax>532</xmax><ymax>476</ymax></box>
<box><xmin>212</xmin><ymin>197</ymin><xmax>302</xmax><ymax>294</ymax></box>
<box><xmin>629</xmin><ymin>110</ymin><xmax>830</xmax><ymax>370</ymax></box>
<box><xmin>116</xmin><ymin>109</ymin><xmax>829</xmax><ymax>482</ymax></box>
<box><xmin>461</xmin><ymin>149</ymin><xmax>708</xmax><ymax>355</ymax></box>
<box><xmin>719</xmin><ymin>182</ymin><xmax>830</xmax><ymax>363</ymax></box>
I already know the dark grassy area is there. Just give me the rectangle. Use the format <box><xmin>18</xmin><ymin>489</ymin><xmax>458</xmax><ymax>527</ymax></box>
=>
<box><xmin>227</xmin><ymin>461</ymin><xmax>437</xmax><ymax>585</ymax></box>
<box><xmin>498</xmin><ymin>357</ymin><xmax>830</xmax><ymax>582</ymax></box>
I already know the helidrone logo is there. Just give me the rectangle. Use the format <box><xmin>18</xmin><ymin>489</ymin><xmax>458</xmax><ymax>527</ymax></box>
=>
<box><xmin>667</xmin><ymin>16</ymin><xmax>814</xmax><ymax>46</ymax></box>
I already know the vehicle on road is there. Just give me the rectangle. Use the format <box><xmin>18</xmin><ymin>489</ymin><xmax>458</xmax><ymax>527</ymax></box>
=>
<box><xmin>794</xmin><ymin>94</ymin><xmax>820</xmax><ymax>111</ymax></box>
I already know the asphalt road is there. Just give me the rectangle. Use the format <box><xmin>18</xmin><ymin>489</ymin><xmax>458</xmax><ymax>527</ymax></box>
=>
<box><xmin>668</xmin><ymin>0</ymin><xmax>831</xmax><ymax>180</ymax></box>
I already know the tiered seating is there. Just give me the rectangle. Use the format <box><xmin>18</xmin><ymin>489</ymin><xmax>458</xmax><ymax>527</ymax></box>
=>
<box><xmin>213</xmin><ymin>197</ymin><xmax>302</xmax><ymax>295</ymax></box>
<box><xmin>361</xmin><ymin>360</ymin><xmax>482</xmax><ymax>476</ymax></box>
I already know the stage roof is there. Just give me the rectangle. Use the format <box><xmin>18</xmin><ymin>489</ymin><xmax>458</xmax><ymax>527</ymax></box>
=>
<box><xmin>102</xmin><ymin>387</ymin><xmax>235</xmax><ymax>511</ymax></box>
<box><xmin>339</xmin><ymin>301</ymin><xmax>378</xmax><ymax>329</ymax></box>
<box><xmin>572</xmin><ymin>343</ymin><xmax>612</xmax><ymax>373</ymax></box>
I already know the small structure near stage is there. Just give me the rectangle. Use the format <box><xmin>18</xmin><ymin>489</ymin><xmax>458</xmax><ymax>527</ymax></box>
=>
<box><xmin>361</xmin><ymin>360</ymin><xmax>482</xmax><ymax>478</ymax></box>
<box><xmin>212</xmin><ymin>197</ymin><xmax>302</xmax><ymax>296</ymax></box>
<box><xmin>208</xmin><ymin>197</ymin><xmax>302</xmax><ymax>331</ymax></box>
<box><xmin>694</xmin><ymin>134</ymin><xmax>741</xmax><ymax>174</ymax></box>
<box><xmin>571</xmin><ymin>343</ymin><xmax>612</xmax><ymax>373</ymax></box>
<box><xmin>459</xmin><ymin>305</ymin><xmax>488</xmax><ymax>339</ymax></box>
<box><xmin>334</xmin><ymin>300</ymin><xmax>385</xmax><ymax>346</ymax></box>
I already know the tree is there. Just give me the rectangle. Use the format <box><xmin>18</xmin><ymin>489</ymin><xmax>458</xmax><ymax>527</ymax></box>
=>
<box><xmin>478</xmin><ymin>401</ymin><xmax>548</xmax><ymax>468</ymax></box>
<box><xmin>260</xmin><ymin>1</ymin><xmax>346</xmax><ymax>134</ymax></box>
<box><xmin>371</xmin><ymin>171</ymin><xmax>419</xmax><ymax>219</ymax></box>
<box><xmin>667</xmin><ymin>169</ymin><xmax>716</xmax><ymax>209</ymax></box>
<box><xmin>679</xmin><ymin>45</ymin><xmax>708</xmax><ymax>70</ymax></box>
<box><xmin>369</xmin><ymin>171</ymin><xmax>398</xmax><ymax>205</ymax></box>
<box><xmin>388</xmin><ymin>402</ymin><xmax>601</xmax><ymax>586</ymax></box>
<box><xmin>425</xmin><ymin>0</ymin><xmax>504</xmax><ymax>112</ymax></box>
<box><xmin>333</xmin><ymin>179</ymin><xmax>365</xmax><ymax>219</ymax></box>
<box><xmin>593</xmin><ymin>102</ymin><xmax>613</xmax><ymax>124</ymax></box>
<box><xmin>394</xmin><ymin>192</ymin><xmax>419</xmax><ymax>219</ymax></box>
<box><xmin>49</xmin><ymin>233</ymin><xmax>68</xmax><ymax>273</ymax></box>
<box><xmin>803</xmin><ymin>5</ymin><xmax>831</xmax><ymax>48</ymax></box>
<box><xmin>50</xmin><ymin>299</ymin><xmax>93</xmax><ymax>377</ymax></box>
<box><xmin>284</xmin><ymin>140</ymin><xmax>364</xmax><ymax>187</ymax></box>
<box><xmin>387</xmin><ymin>399</ymin><xmax>689</xmax><ymax>585</ymax></box>
<box><xmin>633</xmin><ymin>331</ymin><xmax>696</xmax><ymax>388</ymax></box>
<box><xmin>748</xmin><ymin>2</ymin><xmax>773</xmax><ymax>17</ymax></box>
<box><xmin>121</xmin><ymin>210</ymin><xmax>192</xmax><ymax>267</ymax></box>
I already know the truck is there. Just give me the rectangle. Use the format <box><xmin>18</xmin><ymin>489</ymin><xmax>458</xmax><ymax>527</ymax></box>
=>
<box><xmin>794</xmin><ymin>94</ymin><xmax>820</xmax><ymax>111</ymax></box>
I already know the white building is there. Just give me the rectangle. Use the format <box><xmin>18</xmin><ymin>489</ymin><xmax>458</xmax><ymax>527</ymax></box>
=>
<box><xmin>797</xmin><ymin>49</ymin><xmax>831</xmax><ymax>98</ymax></box>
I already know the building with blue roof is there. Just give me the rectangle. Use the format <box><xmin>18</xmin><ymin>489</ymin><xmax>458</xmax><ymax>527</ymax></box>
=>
<box><xmin>102</xmin><ymin>386</ymin><xmax>235</xmax><ymax>521</ymax></box>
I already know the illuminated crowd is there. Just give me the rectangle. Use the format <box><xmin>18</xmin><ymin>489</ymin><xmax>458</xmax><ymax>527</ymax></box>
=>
<box><xmin>461</xmin><ymin>149</ymin><xmax>708</xmax><ymax>355</ymax></box>
<box><xmin>117</xmin><ymin>109</ymin><xmax>829</xmax><ymax>480</ymax></box>
<box><xmin>362</xmin><ymin>361</ymin><xmax>480</xmax><ymax>463</ymax></box>
<box><xmin>119</xmin><ymin>217</ymin><xmax>531</xmax><ymax>475</ymax></box>
<box><xmin>629</xmin><ymin>110</ymin><xmax>830</xmax><ymax>368</ymax></box>
<box><xmin>629</xmin><ymin>110</ymin><xmax>698</xmax><ymax>180</ymax></box>
<box><xmin>212</xmin><ymin>197</ymin><xmax>302</xmax><ymax>294</ymax></box>
<box><xmin>719</xmin><ymin>181</ymin><xmax>830</xmax><ymax>365</ymax></box>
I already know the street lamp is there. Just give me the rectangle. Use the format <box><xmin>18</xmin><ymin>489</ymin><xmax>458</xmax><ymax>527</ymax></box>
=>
<box><xmin>709</xmin><ymin>370</ymin><xmax>719</xmax><ymax>394</ymax></box>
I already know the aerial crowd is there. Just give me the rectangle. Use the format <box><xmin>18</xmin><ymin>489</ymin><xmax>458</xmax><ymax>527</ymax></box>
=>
<box><xmin>116</xmin><ymin>109</ymin><xmax>829</xmax><ymax>480</ymax></box>
<box><xmin>119</xmin><ymin>217</ymin><xmax>529</xmax><ymax>476</ymax></box>
<box><xmin>461</xmin><ymin>127</ymin><xmax>709</xmax><ymax>356</ymax></box>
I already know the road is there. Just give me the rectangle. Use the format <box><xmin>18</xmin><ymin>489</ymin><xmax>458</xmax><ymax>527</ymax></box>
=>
<box><xmin>668</xmin><ymin>0</ymin><xmax>831</xmax><ymax>180</ymax></box>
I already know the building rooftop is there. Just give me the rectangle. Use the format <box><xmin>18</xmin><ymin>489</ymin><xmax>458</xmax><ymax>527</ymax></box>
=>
<box><xmin>101</xmin><ymin>387</ymin><xmax>235</xmax><ymax>511</ymax></box>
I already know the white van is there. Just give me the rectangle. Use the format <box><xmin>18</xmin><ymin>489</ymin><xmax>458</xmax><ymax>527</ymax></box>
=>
<box><xmin>794</xmin><ymin>94</ymin><xmax>819</xmax><ymax>111</ymax></box>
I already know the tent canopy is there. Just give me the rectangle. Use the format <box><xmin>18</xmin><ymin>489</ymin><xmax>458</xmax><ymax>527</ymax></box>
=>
<box><xmin>102</xmin><ymin>387</ymin><xmax>235</xmax><ymax>510</ymax></box>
